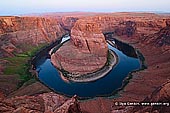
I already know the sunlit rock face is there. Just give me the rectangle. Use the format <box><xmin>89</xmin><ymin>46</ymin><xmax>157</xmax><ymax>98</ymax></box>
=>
<box><xmin>71</xmin><ymin>19</ymin><xmax>108</xmax><ymax>56</ymax></box>
<box><xmin>0</xmin><ymin>16</ymin><xmax>66</xmax><ymax>57</ymax></box>
<box><xmin>59</xmin><ymin>13</ymin><xmax>168</xmax><ymax>35</ymax></box>
<box><xmin>51</xmin><ymin>19</ymin><xmax>108</xmax><ymax>75</ymax></box>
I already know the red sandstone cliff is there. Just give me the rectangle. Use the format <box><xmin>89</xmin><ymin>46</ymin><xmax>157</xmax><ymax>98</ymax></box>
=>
<box><xmin>141</xmin><ymin>19</ymin><xmax>170</xmax><ymax>48</ymax></box>
<box><xmin>59</xmin><ymin>13</ymin><xmax>168</xmax><ymax>37</ymax></box>
<box><xmin>0</xmin><ymin>16</ymin><xmax>66</xmax><ymax>57</ymax></box>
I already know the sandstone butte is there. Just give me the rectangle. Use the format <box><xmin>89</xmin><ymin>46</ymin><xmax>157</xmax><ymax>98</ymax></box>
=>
<box><xmin>51</xmin><ymin>19</ymin><xmax>108</xmax><ymax>75</ymax></box>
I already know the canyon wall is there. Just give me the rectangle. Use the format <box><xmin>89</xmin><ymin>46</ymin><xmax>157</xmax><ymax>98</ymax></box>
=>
<box><xmin>0</xmin><ymin>16</ymin><xmax>66</xmax><ymax>57</ymax></box>
<box><xmin>61</xmin><ymin>16</ymin><xmax>79</xmax><ymax>30</ymax></box>
<box><xmin>60</xmin><ymin>13</ymin><xmax>168</xmax><ymax>37</ymax></box>
<box><xmin>141</xmin><ymin>19</ymin><xmax>170</xmax><ymax>47</ymax></box>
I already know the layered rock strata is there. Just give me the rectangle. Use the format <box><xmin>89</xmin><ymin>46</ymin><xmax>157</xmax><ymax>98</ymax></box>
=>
<box><xmin>51</xmin><ymin>20</ymin><xmax>108</xmax><ymax>76</ymax></box>
<box><xmin>0</xmin><ymin>92</ymin><xmax>81</xmax><ymax>113</ymax></box>
<box><xmin>129</xmin><ymin>80</ymin><xmax>170</xmax><ymax>113</ymax></box>
<box><xmin>141</xmin><ymin>19</ymin><xmax>170</xmax><ymax>47</ymax></box>
<box><xmin>0</xmin><ymin>16</ymin><xmax>66</xmax><ymax>57</ymax></box>
<box><xmin>79</xmin><ymin>21</ymin><xmax>170</xmax><ymax>113</ymax></box>
<box><xmin>59</xmin><ymin>13</ymin><xmax>169</xmax><ymax>36</ymax></box>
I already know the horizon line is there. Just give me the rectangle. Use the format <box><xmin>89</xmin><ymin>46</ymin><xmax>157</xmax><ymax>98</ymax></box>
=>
<box><xmin>0</xmin><ymin>10</ymin><xmax>170</xmax><ymax>16</ymax></box>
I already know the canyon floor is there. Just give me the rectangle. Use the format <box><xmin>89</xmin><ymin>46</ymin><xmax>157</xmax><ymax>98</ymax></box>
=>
<box><xmin>0</xmin><ymin>12</ymin><xmax>170</xmax><ymax>113</ymax></box>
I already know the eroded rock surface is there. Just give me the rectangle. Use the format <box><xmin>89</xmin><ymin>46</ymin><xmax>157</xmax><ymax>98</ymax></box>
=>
<box><xmin>0</xmin><ymin>16</ymin><xmax>66</xmax><ymax>57</ymax></box>
<box><xmin>0</xmin><ymin>92</ymin><xmax>81</xmax><ymax>113</ymax></box>
<box><xmin>125</xmin><ymin>80</ymin><xmax>170</xmax><ymax>113</ymax></box>
<box><xmin>51</xmin><ymin>20</ymin><xmax>108</xmax><ymax>75</ymax></box>
<box><xmin>59</xmin><ymin>12</ymin><xmax>168</xmax><ymax>36</ymax></box>
<box><xmin>142</xmin><ymin>19</ymin><xmax>170</xmax><ymax>47</ymax></box>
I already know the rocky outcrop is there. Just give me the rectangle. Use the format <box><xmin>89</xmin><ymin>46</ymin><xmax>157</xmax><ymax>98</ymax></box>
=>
<box><xmin>127</xmin><ymin>80</ymin><xmax>170</xmax><ymax>113</ymax></box>
<box><xmin>0</xmin><ymin>75</ymin><xmax>20</xmax><ymax>96</ymax></box>
<box><xmin>0</xmin><ymin>59</ymin><xmax>9</xmax><ymax>74</ymax></box>
<box><xmin>0</xmin><ymin>16</ymin><xmax>66</xmax><ymax>57</ymax></box>
<box><xmin>114</xmin><ymin>21</ymin><xmax>136</xmax><ymax>37</ymax></box>
<box><xmin>0</xmin><ymin>92</ymin><xmax>81</xmax><ymax>113</ymax></box>
<box><xmin>51</xmin><ymin>19</ymin><xmax>108</xmax><ymax>75</ymax></box>
<box><xmin>141</xmin><ymin>19</ymin><xmax>170</xmax><ymax>47</ymax></box>
<box><xmin>7</xmin><ymin>82</ymin><xmax>51</xmax><ymax>98</ymax></box>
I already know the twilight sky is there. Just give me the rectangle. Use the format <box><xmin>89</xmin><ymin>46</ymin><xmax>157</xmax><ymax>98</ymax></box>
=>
<box><xmin>0</xmin><ymin>0</ymin><xmax>170</xmax><ymax>16</ymax></box>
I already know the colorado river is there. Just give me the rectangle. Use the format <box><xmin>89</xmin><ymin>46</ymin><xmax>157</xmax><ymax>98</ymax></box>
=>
<box><xmin>34</xmin><ymin>35</ymin><xmax>141</xmax><ymax>98</ymax></box>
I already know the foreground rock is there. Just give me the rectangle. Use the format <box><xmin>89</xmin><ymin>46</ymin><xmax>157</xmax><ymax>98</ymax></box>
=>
<box><xmin>0</xmin><ymin>75</ymin><xmax>20</xmax><ymax>96</ymax></box>
<box><xmin>7</xmin><ymin>81</ymin><xmax>51</xmax><ymax>98</ymax></box>
<box><xmin>51</xmin><ymin>20</ymin><xmax>108</xmax><ymax>75</ymax></box>
<box><xmin>128</xmin><ymin>80</ymin><xmax>170</xmax><ymax>113</ymax></box>
<box><xmin>0</xmin><ymin>92</ymin><xmax>81</xmax><ymax>113</ymax></box>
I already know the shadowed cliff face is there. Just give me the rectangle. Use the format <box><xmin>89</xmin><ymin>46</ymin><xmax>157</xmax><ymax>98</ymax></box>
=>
<box><xmin>114</xmin><ymin>39</ymin><xmax>138</xmax><ymax>58</ymax></box>
<box><xmin>141</xmin><ymin>20</ymin><xmax>170</xmax><ymax>47</ymax></box>
<box><xmin>115</xmin><ymin>21</ymin><xmax>136</xmax><ymax>37</ymax></box>
<box><xmin>0</xmin><ymin>16</ymin><xmax>66</xmax><ymax>57</ymax></box>
<box><xmin>61</xmin><ymin>16</ymin><xmax>79</xmax><ymax>31</ymax></box>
